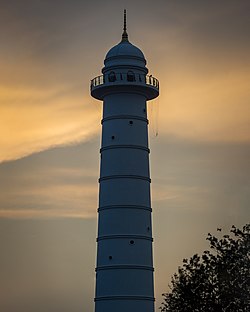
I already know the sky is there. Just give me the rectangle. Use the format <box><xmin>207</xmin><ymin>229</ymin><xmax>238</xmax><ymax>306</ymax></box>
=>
<box><xmin>0</xmin><ymin>0</ymin><xmax>250</xmax><ymax>311</ymax></box>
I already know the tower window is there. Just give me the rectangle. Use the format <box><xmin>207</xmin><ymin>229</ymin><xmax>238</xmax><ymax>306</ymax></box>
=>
<box><xmin>111</xmin><ymin>135</ymin><xmax>115</xmax><ymax>140</ymax></box>
<box><xmin>108</xmin><ymin>71</ymin><xmax>116</xmax><ymax>82</ymax></box>
<box><xmin>127</xmin><ymin>71</ymin><xmax>135</xmax><ymax>82</ymax></box>
<box><xmin>143</xmin><ymin>108</ymin><xmax>146</xmax><ymax>113</ymax></box>
<box><xmin>109</xmin><ymin>255</ymin><xmax>112</xmax><ymax>260</ymax></box>
<box><xmin>130</xmin><ymin>240</ymin><xmax>135</xmax><ymax>245</ymax></box>
<box><xmin>129</xmin><ymin>120</ymin><xmax>133</xmax><ymax>125</ymax></box>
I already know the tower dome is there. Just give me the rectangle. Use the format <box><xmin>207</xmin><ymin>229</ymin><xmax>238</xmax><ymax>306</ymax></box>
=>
<box><xmin>103</xmin><ymin>40</ymin><xmax>147</xmax><ymax>70</ymax></box>
<box><xmin>105</xmin><ymin>41</ymin><xmax>145</xmax><ymax>60</ymax></box>
<box><xmin>91</xmin><ymin>10</ymin><xmax>159</xmax><ymax>101</ymax></box>
<box><xmin>103</xmin><ymin>12</ymin><xmax>146</xmax><ymax>71</ymax></box>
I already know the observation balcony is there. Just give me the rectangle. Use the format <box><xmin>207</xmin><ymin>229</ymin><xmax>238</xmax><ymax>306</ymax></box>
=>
<box><xmin>91</xmin><ymin>72</ymin><xmax>159</xmax><ymax>101</ymax></box>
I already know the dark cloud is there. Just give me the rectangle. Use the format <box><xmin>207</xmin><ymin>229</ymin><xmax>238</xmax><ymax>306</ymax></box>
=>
<box><xmin>1</xmin><ymin>0</ymin><xmax>249</xmax><ymax>90</ymax></box>
<box><xmin>151</xmin><ymin>136</ymin><xmax>250</xmax><ymax>223</ymax></box>
<box><xmin>0</xmin><ymin>140</ymin><xmax>99</xmax><ymax>215</ymax></box>
<box><xmin>2</xmin><ymin>0</ymin><xmax>250</xmax><ymax>60</ymax></box>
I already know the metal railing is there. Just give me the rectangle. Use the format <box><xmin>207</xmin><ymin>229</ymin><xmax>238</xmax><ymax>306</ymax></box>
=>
<box><xmin>90</xmin><ymin>72</ymin><xmax>159</xmax><ymax>90</ymax></box>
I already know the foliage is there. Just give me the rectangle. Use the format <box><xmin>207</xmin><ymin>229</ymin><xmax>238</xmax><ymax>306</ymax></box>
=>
<box><xmin>161</xmin><ymin>224</ymin><xmax>250</xmax><ymax>312</ymax></box>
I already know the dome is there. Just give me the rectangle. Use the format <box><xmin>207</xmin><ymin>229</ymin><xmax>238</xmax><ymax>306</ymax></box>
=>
<box><xmin>91</xmin><ymin>10</ymin><xmax>159</xmax><ymax>101</ymax></box>
<box><xmin>105</xmin><ymin>41</ymin><xmax>145</xmax><ymax>60</ymax></box>
<box><xmin>102</xmin><ymin>10</ymin><xmax>147</xmax><ymax>71</ymax></box>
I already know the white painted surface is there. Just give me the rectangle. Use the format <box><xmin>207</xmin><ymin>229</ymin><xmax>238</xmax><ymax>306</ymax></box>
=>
<box><xmin>92</xmin><ymin>33</ymin><xmax>159</xmax><ymax>312</ymax></box>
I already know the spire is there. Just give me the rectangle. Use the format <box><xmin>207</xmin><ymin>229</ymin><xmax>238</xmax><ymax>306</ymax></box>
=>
<box><xmin>122</xmin><ymin>9</ymin><xmax>129</xmax><ymax>42</ymax></box>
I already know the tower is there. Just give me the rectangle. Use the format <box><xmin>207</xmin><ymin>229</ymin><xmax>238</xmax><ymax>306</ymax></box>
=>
<box><xmin>91</xmin><ymin>11</ymin><xmax>159</xmax><ymax>312</ymax></box>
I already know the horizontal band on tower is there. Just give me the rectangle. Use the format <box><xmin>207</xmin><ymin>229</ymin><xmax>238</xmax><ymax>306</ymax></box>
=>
<box><xmin>98</xmin><ymin>205</ymin><xmax>152</xmax><ymax>212</ymax></box>
<box><xmin>100</xmin><ymin>144</ymin><xmax>150</xmax><ymax>153</ymax></box>
<box><xmin>99</xmin><ymin>175</ymin><xmax>151</xmax><ymax>183</ymax></box>
<box><xmin>97</xmin><ymin>234</ymin><xmax>153</xmax><ymax>242</ymax></box>
<box><xmin>95</xmin><ymin>295</ymin><xmax>155</xmax><ymax>302</ymax></box>
<box><xmin>96</xmin><ymin>265</ymin><xmax>154</xmax><ymax>272</ymax></box>
<box><xmin>101</xmin><ymin>115</ymin><xmax>148</xmax><ymax>124</ymax></box>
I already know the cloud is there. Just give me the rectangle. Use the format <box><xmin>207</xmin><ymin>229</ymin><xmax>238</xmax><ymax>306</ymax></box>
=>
<box><xmin>151</xmin><ymin>68</ymin><xmax>250</xmax><ymax>142</ymax></box>
<box><xmin>1</xmin><ymin>0</ymin><xmax>250</xmax><ymax>163</ymax></box>
<box><xmin>0</xmin><ymin>83</ymin><xmax>101</xmax><ymax>162</ymax></box>
<box><xmin>0</xmin><ymin>141</ymin><xmax>100</xmax><ymax>219</ymax></box>
<box><xmin>150</xmin><ymin>136</ymin><xmax>250</xmax><ymax>221</ymax></box>
<box><xmin>1</xmin><ymin>135</ymin><xmax>249</xmax><ymax>225</ymax></box>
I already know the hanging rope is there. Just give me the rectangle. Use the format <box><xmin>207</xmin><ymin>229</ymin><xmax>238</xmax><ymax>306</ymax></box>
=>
<box><xmin>149</xmin><ymin>96</ymin><xmax>160</xmax><ymax>138</ymax></box>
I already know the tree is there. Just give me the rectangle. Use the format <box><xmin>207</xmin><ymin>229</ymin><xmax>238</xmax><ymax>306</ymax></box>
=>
<box><xmin>161</xmin><ymin>224</ymin><xmax>250</xmax><ymax>312</ymax></box>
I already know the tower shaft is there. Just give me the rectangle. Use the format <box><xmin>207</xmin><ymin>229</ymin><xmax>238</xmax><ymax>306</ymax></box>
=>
<box><xmin>95</xmin><ymin>92</ymin><xmax>154</xmax><ymax>311</ymax></box>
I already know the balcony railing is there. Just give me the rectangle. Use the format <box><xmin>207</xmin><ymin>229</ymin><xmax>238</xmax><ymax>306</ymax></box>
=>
<box><xmin>90</xmin><ymin>72</ymin><xmax>159</xmax><ymax>91</ymax></box>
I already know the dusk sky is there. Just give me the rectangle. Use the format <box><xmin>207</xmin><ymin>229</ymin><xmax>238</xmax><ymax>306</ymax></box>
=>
<box><xmin>0</xmin><ymin>0</ymin><xmax>250</xmax><ymax>311</ymax></box>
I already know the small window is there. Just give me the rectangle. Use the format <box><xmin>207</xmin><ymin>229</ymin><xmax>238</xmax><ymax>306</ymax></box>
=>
<box><xmin>147</xmin><ymin>226</ymin><xmax>150</xmax><ymax>232</ymax></box>
<box><xmin>143</xmin><ymin>108</ymin><xmax>146</xmax><ymax>113</ymax></box>
<box><xmin>111</xmin><ymin>135</ymin><xmax>115</xmax><ymax>140</ymax></box>
<box><xmin>108</xmin><ymin>71</ymin><xmax>116</xmax><ymax>82</ymax></box>
<box><xmin>129</xmin><ymin>120</ymin><xmax>133</xmax><ymax>125</ymax></box>
<box><xmin>109</xmin><ymin>256</ymin><xmax>112</xmax><ymax>260</ymax></box>
<box><xmin>130</xmin><ymin>240</ymin><xmax>134</xmax><ymax>245</ymax></box>
<box><xmin>127</xmin><ymin>71</ymin><xmax>135</xmax><ymax>82</ymax></box>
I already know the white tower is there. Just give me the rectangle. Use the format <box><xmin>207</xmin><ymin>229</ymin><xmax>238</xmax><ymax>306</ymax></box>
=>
<box><xmin>91</xmin><ymin>11</ymin><xmax>159</xmax><ymax>312</ymax></box>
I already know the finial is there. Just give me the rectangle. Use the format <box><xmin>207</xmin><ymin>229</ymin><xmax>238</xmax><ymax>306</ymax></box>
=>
<box><xmin>122</xmin><ymin>9</ymin><xmax>129</xmax><ymax>42</ymax></box>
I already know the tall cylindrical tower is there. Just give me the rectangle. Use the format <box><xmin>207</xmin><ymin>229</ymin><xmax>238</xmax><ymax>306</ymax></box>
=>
<box><xmin>91</xmin><ymin>11</ymin><xmax>159</xmax><ymax>312</ymax></box>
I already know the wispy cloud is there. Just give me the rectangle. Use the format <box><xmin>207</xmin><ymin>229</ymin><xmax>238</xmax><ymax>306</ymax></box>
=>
<box><xmin>0</xmin><ymin>84</ymin><xmax>101</xmax><ymax>162</ymax></box>
<box><xmin>1</xmin><ymin>0</ymin><xmax>249</xmax><ymax>164</ymax></box>
<box><xmin>0</xmin><ymin>144</ymin><xmax>99</xmax><ymax>219</ymax></box>
<box><xmin>154</xmin><ymin>69</ymin><xmax>250</xmax><ymax>142</ymax></box>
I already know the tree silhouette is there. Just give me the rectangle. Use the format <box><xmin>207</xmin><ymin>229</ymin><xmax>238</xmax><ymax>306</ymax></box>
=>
<box><xmin>161</xmin><ymin>224</ymin><xmax>250</xmax><ymax>312</ymax></box>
